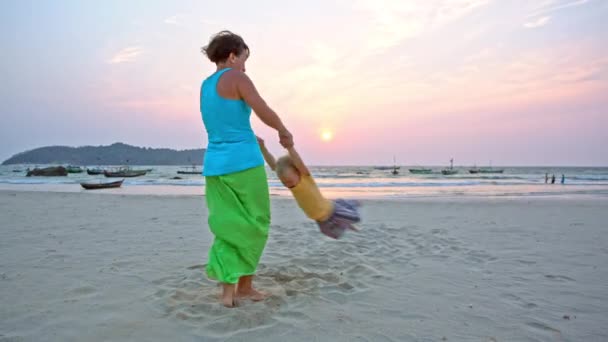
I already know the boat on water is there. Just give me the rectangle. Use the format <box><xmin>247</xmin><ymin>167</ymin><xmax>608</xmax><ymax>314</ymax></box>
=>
<box><xmin>441</xmin><ymin>158</ymin><xmax>458</xmax><ymax>175</ymax></box>
<box><xmin>86</xmin><ymin>168</ymin><xmax>105</xmax><ymax>175</ymax></box>
<box><xmin>391</xmin><ymin>156</ymin><xmax>399</xmax><ymax>175</ymax></box>
<box><xmin>409</xmin><ymin>168</ymin><xmax>432</xmax><ymax>174</ymax></box>
<box><xmin>469</xmin><ymin>161</ymin><xmax>504</xmax><ymax>174</ymax></box>
<box><xmin>80</xmin><ymin>179</ymin><xmax>124</xmax><ymax>190</ymax></box>
<box><xmin>177</xmin><ymin>165</ymin><xmax>202</xmax><ymax>175</ymax></box>
<box><xmin>104</xmin><ymin>167</ymin><xmax>147</xmax><ymax>178</ymax></box>
<box><xmin>374</xmin><ymin>166</ymin><xmax>401</xmax><ymax>171</ymax></box>
<box><xmin>66</xmin><ymin>165</ymin><xmax>84</xmax><ymax>173</ymax></box>
<box><xmin>478</xmin><ymin>168</ymin><xmax>504</xmax><ymax>174</ymax></box>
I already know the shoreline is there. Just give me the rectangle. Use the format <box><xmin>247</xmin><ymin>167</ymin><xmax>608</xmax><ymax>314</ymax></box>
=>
<box><xmin>1</xmin><ymin>182</ymin><xmax>607</xmax><ymax>201</ymax></box>
<box><xmin>1</xmin><ymin>187</ymin><xmax>607</xmax><ymax>204</ymax></box>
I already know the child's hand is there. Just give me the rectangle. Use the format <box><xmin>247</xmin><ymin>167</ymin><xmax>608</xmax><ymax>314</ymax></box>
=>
<box><xmin>279</xmin><ymin>129</ymin><xmax>294</xmax><ymax>148</ymax></box>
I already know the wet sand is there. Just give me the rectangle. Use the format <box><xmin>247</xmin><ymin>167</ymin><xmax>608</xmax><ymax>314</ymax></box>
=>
<box><xmin>1</xmin><ymin>190</ymin><xmax>607</xmax><ymax>341</ymax></box>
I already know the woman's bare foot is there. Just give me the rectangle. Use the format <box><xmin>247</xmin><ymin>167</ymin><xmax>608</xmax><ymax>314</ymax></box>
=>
<box><xmin>236</xmin><ymin>275</ymin><xmax>269</xmax><ymax>301</ymax></box>
<box><xmin>221</xmin><ymin>283</ymin><xmax>238</xmax><ymax>308</ymax></box>
<box><xmin>222</xmin><ymin>296</ymin><xmax>239</xmax><ymax>308</ymax></box>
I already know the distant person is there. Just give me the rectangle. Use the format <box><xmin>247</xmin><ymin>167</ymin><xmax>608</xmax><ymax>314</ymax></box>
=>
<box><xmin>561</xmin><ymin>174</ymin><xmax>565</xmax><ymax>184</ymax></box>
<box><xmin>551</xmin><ymin>174</ymin><xmax>556</xmax><ymax>184</ymax></box>
<box><xmin>200</xmin><ymin>31</ymin><xmax>294</xmax><ymax>307</ymax></box>
<box><xmin>545</xmin><ymin>173</ymin><xmax>549</xmax><ymax>184</ymax></box>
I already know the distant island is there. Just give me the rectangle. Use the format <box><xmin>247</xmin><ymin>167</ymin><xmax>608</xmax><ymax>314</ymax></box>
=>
<box><xmin>2</xmin><ymin>143</ymin><xmax>205</xmax><ymax>166</ymax></box>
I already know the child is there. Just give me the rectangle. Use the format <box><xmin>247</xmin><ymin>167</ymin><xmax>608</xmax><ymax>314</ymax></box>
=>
<box><xmin>257</xmin><ymin>137</ymin><xmax>360</xmax><ymax>239</ymax></box>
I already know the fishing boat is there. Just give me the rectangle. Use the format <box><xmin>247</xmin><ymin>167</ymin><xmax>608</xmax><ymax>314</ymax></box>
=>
<box><xmin>470</xmin><ymin>161</ymin><xmax>504</xmax><ymax>174</ymax></box>
<box><xmin>86</xmin><ymin>168</ymin><xmax>105</xmax><ymax>175</ymax></box>
<box><xmin>104</xmin><ymin>167</ymin><xmax>147</xmax><ymax>178</ymax></box>
<box><xmin>441</xmin><ymin>158</ymin><xmax>458</xmax><ymax>175</ymax></box>
<box><xmin>66</xmin><ymin>165</ymin><xmax>84</xmax><ymax>173</ymax></box>
<box><xmin>80</xmin><ymin>179</ymin><xmax>124</xmax><ymax>190</ymax></box>
<box><xmin>177</xmin><ymin>165</ymin><xmax>202</xmax><ymax>175</ymax></box>
<box><xmin>409</xmin><ymin>168</ymin><xmax>433</xmax><ymax>174</ymax></box>
<box><xmin>391</xmin><ymin>156</ymin><xmax>399</xmax><ymax>175</ymax></box>
<box><xmin>478</xmin><ymin>167</ymin><xmax>504</xmax><ymax>174</ymax></box>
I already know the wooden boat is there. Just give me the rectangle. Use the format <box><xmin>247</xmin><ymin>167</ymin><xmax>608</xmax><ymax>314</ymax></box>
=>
<box><xmin>177</xmin><ymin>170</ymin><xmax>202</xmax><ymax>175</ymax></box>
<box><xmin>104</xmin><ymin>169</ymin><xmax>147</xmax><ymax>178</ymax></box>
<box><xmin>374</xmin><ymin>166</ymin><xmax>401</xmax><ymax>171</ymax></box>
<box><xmin>66</xmin><ymin>166</ymin><xmax>84</xmax><ymax>173</ymax></box>
<box><xmin>470</xmin><ymin>161</ymin><xmax>503</xmax><ymax>174</ymax></box>
<box><xmin>391</xmin><ymin>156</ymin><xmax>399</xmax><ymax>175</ymax></box>
<box><xmin>81</xmin><ymin>179</ymin><xmax>123</xmax><ymax>190</ymax></box>
<box><xmin>27</xmin><ymin>166</ymin><xmax>68</xmax><ymax>177</ymax></box>
<box><xmin>478</xmin><ymin>168</ymin><xmax>504</xmax><ymax>174</ymax></box>
<box><xmin>409</xmin><ymin>168</ymin><xmax>432</xmax><ymax>174</ymax></box>
<box><xmin>87</xmin><ymin>168</ymin><xmax>105</xmax><ymax>175</ymax></box>
<box><xmin>177</xmin><ymin>165</ymin><xmax>202</xmax><ymax>175</ymax></box>
<box><xmin>441</xmin><ymin>158</ymin><xmax>459</xmax><ymax>175</ymax></box>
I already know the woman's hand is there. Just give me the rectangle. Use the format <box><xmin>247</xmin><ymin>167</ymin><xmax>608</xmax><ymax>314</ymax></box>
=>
<box><xmin>278</xmin><ymin>129</ymin><xmax>294</xmax><ymax>148</ymax></box>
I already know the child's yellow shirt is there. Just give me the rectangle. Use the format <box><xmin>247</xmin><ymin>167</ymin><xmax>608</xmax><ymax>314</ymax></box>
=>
<box><xmin>289</xmin><ymin>175</ymin><xmax>333</xmax><ymax>221</ymax></box>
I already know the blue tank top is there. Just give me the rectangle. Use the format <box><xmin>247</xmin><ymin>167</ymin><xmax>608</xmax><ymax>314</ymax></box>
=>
<box><xmin>200</xmin><ymin>68</ymin><xmax>264</xmax><ymax>176</ymax></box>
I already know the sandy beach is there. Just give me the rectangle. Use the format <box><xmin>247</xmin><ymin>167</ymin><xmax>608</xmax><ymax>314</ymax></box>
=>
<box><xmin>1</xmin><ymin>190</ymin><xmax>607</xmax><ymax>341</ymax></box>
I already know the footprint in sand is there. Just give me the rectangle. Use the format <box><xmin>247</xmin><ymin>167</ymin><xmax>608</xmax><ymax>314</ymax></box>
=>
<box><xmin>64</xmin><ymin>285</ymin><xmax>97</xmax><ymax>302</ymax></box>
<box><xmin>544</xmin><ymin>274</ymin><xmax>575</xmax><ymax>282</ymax></box>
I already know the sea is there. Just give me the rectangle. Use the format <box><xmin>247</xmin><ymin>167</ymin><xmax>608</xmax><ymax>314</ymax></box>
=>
<box><xmin>1</xmin><ymin>165</ymin><xmax>608</xmax><ymax>199</ymax></box>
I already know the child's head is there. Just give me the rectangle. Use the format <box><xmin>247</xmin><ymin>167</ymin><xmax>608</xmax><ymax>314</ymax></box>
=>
<box><xmin>276</xmin><ymin>155</ymin><xmax>301</xmax><ymax>188</ymax></box>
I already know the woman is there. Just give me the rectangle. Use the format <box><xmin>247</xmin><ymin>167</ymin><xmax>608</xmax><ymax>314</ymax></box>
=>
<box><xmin>200</xmin><ymin>30</ymin><xmax>293</xmax><ymax>307</ymax></box>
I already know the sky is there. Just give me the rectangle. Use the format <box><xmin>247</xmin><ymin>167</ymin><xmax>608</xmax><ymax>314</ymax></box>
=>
<box><xmin>1</xmin><ymin>0</ymin><xmax>607</xmax><ymax>166</ymax></box>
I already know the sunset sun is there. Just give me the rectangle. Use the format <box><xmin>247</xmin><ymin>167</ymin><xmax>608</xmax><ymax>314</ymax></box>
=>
<box><xmin>321</xmin><ymin>130</ymin><xmax>333</xmax><ymax>142</ymax></box>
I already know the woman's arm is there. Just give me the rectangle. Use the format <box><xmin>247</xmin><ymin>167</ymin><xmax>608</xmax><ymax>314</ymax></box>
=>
<box><xmin>286</xmin><ymin>147</ymin><xmax>310</xmax><ymax>176</ymax></box>
<box><xmin>235</xmin><ymin>72</ymin><xmax>294</xmax><ymax>148</ymax></box>
<box><xmin>257</xmin><ymin>136</ymin><xmax>277</xmax><ymax>171</ymax></box>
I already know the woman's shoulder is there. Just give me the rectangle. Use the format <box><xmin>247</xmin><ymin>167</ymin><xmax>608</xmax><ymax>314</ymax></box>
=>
<box><xmin>222</xmin><ymin>69</ymin><xmax>251</xmax><ymax>84</ymax></box>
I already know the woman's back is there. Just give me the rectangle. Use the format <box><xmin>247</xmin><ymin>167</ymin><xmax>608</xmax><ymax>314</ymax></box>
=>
<box><xmin>200</xmin><ymin>68</ymin><xmax>263</xmax><ymax>176</ymax></box>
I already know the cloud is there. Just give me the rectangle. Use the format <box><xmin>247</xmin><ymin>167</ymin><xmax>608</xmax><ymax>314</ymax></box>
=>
<box><xmin>107</xmin><ymin>46</ymin><xmax>143</xmax><ymax>64</ymax></box>
<box><xmin>164</xmin><ymin>15</ymin><xmax>179</xmax><ymax>25</ymax></box>
<box><xmin>528</xmin><ymin>0</ymin><xmax>591</xmax><ymax>17</ymax></box>
<box><xmin>354</xmin><ymin>0</ymin><xmax>491</xmax><ymax>51</ymax></box>
<box><xmin>524</xmin><ymin>16</ymin><xmax>551</xmax><ymax>28</ymax></box>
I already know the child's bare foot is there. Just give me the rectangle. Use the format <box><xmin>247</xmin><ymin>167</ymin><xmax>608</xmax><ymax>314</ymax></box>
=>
<box><xmin>236</xmin><ymin>288</ymin><xmax>269</xmax><ymax>301</ymax></box>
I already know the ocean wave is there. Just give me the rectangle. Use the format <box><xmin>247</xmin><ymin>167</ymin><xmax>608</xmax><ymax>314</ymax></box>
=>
<box><xmin>268</xmin><ymin>180</ymin><xmax>524</xmax><ymax>188</ymax></box>
<box><xmin>569</xmin><ymin>176</ymin><xmax>608</xmax><ymax>181</ymax></box>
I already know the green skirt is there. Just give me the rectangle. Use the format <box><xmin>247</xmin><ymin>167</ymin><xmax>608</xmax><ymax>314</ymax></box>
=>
<box><xmin>205</xmin><ymin>165</ymin><xmax>270</xmax><ymax>284</ymax></box>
